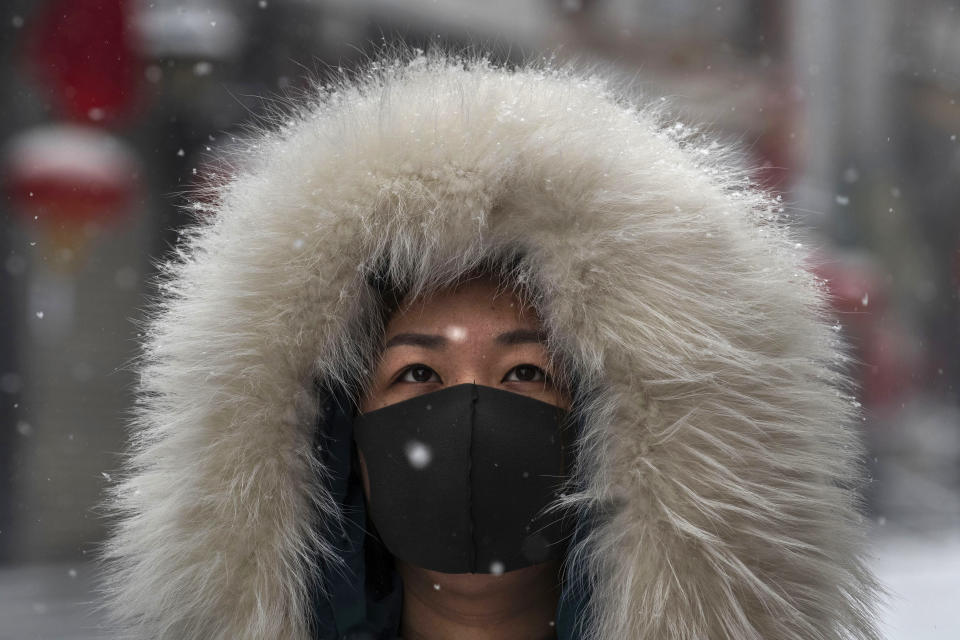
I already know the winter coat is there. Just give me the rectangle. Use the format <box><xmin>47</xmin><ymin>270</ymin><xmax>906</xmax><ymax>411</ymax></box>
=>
<box><xmin>101</xmin><ymin>48</ymin><xmax>887</xmax><ymax>639</ymax></box>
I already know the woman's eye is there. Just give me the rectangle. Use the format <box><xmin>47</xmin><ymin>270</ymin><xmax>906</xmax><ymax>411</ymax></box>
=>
<box><xmin>504</xmin><ymin>364</ymin><xmax>548</xmax><ymax>383</ymax></box>
<box><xmin>398</xmin><ymin>364</ymin><xmax>441</xmax><ymax>384</ymax></box>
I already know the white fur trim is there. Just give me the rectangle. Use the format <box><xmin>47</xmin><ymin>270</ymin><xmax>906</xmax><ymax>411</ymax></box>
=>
<box><xmin>100</xmin><ymin>46</ymin><xmax>888</xmax><ymax>639</ymax></box>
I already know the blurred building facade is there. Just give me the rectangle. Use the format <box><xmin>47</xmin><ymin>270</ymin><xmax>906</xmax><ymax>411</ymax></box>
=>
<box><xmin>1</xmin><ymin>0</ymin><xmax>958</xmax><ymax>571</ymax></box>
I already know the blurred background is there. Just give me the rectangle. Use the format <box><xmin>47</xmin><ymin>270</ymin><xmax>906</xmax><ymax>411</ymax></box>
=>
<box><xmin>1</xmin><ymin>0</ymin><xmax>957</xmax><ymax>638</ymax></box>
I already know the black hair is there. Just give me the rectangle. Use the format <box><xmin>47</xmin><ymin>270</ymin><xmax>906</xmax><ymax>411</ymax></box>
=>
<box><xmin>364</xmin><ymin>250</ymin><xmax>530</xmax><ymax>332</ymax></box>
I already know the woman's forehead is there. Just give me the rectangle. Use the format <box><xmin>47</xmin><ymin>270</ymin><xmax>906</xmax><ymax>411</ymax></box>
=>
<box><xmin>386</xmin><ymin>278</ymin><xmax>541</xmax><ymax>335</ymax></box>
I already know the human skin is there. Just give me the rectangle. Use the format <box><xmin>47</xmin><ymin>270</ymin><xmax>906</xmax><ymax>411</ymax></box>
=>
<box><xmin>356</xmin><ymin>275</ymin><xmax>571</xmax><ymax>640</ymax></box>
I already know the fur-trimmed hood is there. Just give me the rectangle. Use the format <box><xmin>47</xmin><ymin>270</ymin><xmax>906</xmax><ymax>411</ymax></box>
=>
<box><xmin>102</xmin><ymin>48</ymin><xmax>887</xmax><ymax>639</ymax></box>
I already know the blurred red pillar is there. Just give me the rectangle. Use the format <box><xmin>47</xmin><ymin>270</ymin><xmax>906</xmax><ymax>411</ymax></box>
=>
<box><xmin>23</xmin><ymin>0</ymin><xmax>142</xmax><ymax>125</ymax></box>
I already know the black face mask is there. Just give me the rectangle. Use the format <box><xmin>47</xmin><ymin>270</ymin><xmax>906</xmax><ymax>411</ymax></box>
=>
<box><xmin>351</xmin><ymin>383</ymin><xmax>576</xmax><ymax>575</ymax></box>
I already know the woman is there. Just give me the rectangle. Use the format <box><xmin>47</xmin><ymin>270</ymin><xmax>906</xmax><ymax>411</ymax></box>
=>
<box><xmin>342</xmin><ymin>265</ymin><xmax>577</xmax><ymax>640</ymax></box>
<box><xmin>102</xmin><ymin>47</ymin><xmax>887</xmax><ymax>639</ymax></box>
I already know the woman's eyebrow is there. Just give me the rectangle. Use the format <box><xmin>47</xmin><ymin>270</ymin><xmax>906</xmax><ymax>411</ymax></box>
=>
<box><xmin>383</xmin><ymin>329</ymin><xmax>546</xmax><ymax>350</ymax></box>
<box><xmin>494</xmin><ymin>328</ymin><xmax>547</xmax><ymax>346</ymax></box>
<box><xmin>384</xmin><ymin>333</ymin><xmax>447</xmax><ymax>350</ymax></box>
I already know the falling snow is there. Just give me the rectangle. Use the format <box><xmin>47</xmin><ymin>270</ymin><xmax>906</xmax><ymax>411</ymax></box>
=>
<box><xmin>405</xmin><ymin>441</ymin><xmax>432</xmax><ymax>469</ymax></box>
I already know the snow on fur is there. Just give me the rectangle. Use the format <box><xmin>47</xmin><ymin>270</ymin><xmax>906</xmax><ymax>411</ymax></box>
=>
<box><xmin>100</xmin><ymin>46</ymin><xmax>888</xmax><ymax>639</ymax></box>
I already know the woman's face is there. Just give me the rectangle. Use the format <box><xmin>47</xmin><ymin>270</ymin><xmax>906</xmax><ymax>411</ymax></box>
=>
<box><xmin>357</xmin><ymin>276</ymin><xmax>571</xmax><ymax>501</ymax></box>
<box><xmin>356</xmin><ymin>276</ymin><xmax>570</xmax><ymax>588</ymax></box>
<box><xmin>360</xmin><ymin>277</ymin><xmax>570</xmax><ymax>412</ymax></box>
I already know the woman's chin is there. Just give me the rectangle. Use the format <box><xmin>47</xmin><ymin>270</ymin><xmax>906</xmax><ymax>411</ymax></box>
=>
<box><xmin>399</xmin><ymin>558</ymin><xmax>559</xmax><ymax>597</ymax></box>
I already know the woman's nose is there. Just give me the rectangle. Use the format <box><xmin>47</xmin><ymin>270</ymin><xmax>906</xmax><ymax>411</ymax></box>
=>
<box><xmin>448</xmin><ymin>373</ymin><xmax>494</xmax><ymax>387</ymax></box>
<box><xmin>445</xmin><ymin>353</ymin><xmax>497</xmax><ymax>387</ymax></box>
